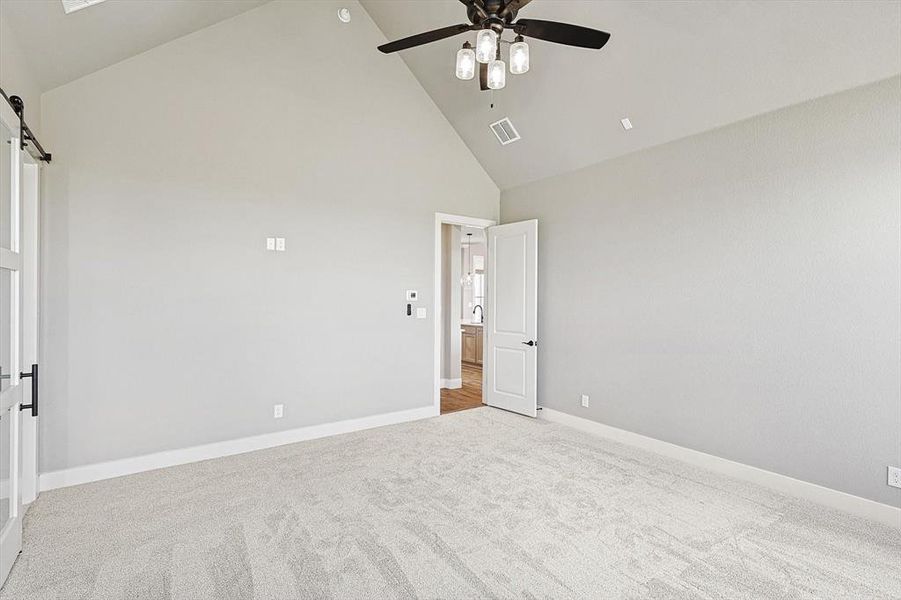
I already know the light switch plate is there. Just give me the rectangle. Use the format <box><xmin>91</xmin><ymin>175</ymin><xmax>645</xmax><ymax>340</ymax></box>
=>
<box><xmin>416</xmin><ymin>307</ymin><xmax>427</xmax><ymax>319</ymax></box>
<box><xmin>889</xmin><ymin>466</ymin><xmax>901</xmax><ymax>489</ymax></box>
<box><xmin>266</xmin><ymin>237</ymin><xmax>276</xmax><ymax>251</ymax></box>
<box><xmin>275</xmin><ymin>237</ymin><xmax>286</xmax><ymax>252</ymax></box>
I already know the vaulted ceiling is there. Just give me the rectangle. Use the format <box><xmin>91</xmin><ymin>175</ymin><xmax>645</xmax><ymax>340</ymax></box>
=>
<box><xmin>361</xmin><ymin>0</ymin><xmax>901</xmax><ymax>189</ymax></box>
<box><xmin>2</xmin><ymin>1</ymin><xmax>899</xmax><ymax>191</ymax></box>
<box><xmin>0</xmin><ymin>0</ymin><xmax>268</xmax><ymax>91</ymax></box>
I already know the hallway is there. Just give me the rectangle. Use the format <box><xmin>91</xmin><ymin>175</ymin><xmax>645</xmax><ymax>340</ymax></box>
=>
<box><xmin>440</xmin><ymin>363</ymin><xmax>483</xmax><ymax>414</ymax></box>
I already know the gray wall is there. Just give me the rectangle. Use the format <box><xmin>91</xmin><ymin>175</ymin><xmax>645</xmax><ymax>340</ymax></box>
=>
<box><xmin>501</xmin><ymin>77</ymin><xmax>901</xmax><ymax>506</ymax></box>
<box><xmin>0</xmin><ymin>5</ymin><xmax>41</xmax><ymax>134</ymax></box>
<box><xmin>39</xmin><ymin>0</ymin><xmax>498</xmax><ymax>472</ymax></box>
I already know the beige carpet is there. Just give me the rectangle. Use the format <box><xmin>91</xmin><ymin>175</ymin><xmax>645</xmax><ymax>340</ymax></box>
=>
<box><xmin>2</xmin><ymin>407</ymin><xmax>899</xmax><ymax>599</ymax></box>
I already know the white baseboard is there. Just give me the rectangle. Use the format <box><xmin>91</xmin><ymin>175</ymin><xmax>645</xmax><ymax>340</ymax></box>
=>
<box><xmin>540</xmin><ymin>408</ymin><xmax>900</xmax><ymax>529</ymax></box>
<box><xmin>440</xmin><ymin>378</ymin><xmax>462</xmax><ymax>389</ymax></box>
<box><xmin>40</xmin><ymin>406</ymin><xmax>436</xmax><ymax>492</ymax></box>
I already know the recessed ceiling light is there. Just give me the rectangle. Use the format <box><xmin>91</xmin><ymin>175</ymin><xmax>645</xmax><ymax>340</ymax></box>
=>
<box><xmin>61</xmin><ymin>0</ymin><xmax>107</xmax><ymax>14</ymax></box>
<box><xmin>620</xmin><ymin>117</ymin><xmax>633</xmax><ymax>131</ymax></box>
<box><xmin>338</xmin><ymin>8</ymin><xmax>351</xmax><ymax>23</ymax></box>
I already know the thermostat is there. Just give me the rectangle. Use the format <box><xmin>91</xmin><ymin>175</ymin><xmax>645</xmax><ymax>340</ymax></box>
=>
<box><xmin>406</xmin><ymin>290</ymin><xmax>418</xmax><ymax>301</ymax></box>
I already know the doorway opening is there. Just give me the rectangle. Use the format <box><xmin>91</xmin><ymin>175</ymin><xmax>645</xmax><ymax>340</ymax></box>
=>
<box><xmin>433</xmin><ymin>213</ymin><xmax>495</xmax><ymax>416</ymax></box>
<box><xmin>433</xmin><ymin>213</ymin><xmax>538</xmax><ymax>419</ymax></box>
<box><xmin>442</xmin><ymin>227</ymin><xmax>487</xmax><ymax>414</ymax></box>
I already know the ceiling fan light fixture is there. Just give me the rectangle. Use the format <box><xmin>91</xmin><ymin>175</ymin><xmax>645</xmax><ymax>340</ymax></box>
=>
<box><xmin>510</xmin><ymin>35</ymin><xmax>530</xmax><ymax>75</ymax></box>
<box><xmin>456</xmin><ymin>42</ymin><xmax>476</xmax><ymax>80</ymax></box>
<box><xmin>476</xmin><ymin>29</ymin><xmax>497</xmax><ymax>64</ymax></box>
<box><xmin>376</xmin><ymin>0</ymin><xmax>610</xmax><ymax>94</ymax></box>
<box><xmin>488</xmin><ymin>58</ymin><xmax>506</xmax><ymax>90</ymax></box>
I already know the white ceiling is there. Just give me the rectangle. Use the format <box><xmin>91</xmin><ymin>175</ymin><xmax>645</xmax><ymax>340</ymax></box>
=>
<box><xmin>461</xmin><ymin>226</ymin><xmax>487</xmax><ymax>245</ymax></box>
<box><xmin>361</xmin><ymin>0</ymin><xmax>901</xmax><ymax>189</ymax></box>
<box><xmin>0</xmin><ymin>0</ymin><xmax>269</xmax><ymax>91</ymax></box>
<box><xmin>2</xmin><ymin>0</ymin><xmax>898</xmax><ymax>191</ymax></box>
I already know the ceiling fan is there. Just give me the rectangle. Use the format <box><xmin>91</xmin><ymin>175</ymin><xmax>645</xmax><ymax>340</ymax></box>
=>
<box><xmin>377</xmin><ymin>0</ymin><xmax>610</xmax><ymax>91</ymax></box>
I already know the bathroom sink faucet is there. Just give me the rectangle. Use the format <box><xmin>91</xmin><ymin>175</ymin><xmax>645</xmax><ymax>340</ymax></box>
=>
<box><xmin>473</xmin><ymin>304</ymin><xmax>483</xmax><ymax>323</ymax></box>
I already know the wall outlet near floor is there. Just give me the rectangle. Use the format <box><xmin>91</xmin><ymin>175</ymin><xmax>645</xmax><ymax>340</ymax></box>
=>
<box><xmin>273</xmin><ymin>404</ymin><xmax>284</xmax><ymax>419</ymax></box>
<box><xmin>581</xmin><ymin>394</ymin><xmax>590</xmax><ymax>408</ymax></box>
<box><xmin>888</xmin><ymin>466</ymin><xmax>901</xmax><ymax>489</ymax></box>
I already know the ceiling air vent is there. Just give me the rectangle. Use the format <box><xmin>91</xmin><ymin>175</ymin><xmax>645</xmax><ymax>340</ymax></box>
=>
<box><xmin>489</xmin><ymin>118</ymin><xmax>521</xmax><ymax>146</ymax></box>
<box><xmin>61</xmin><ymin>0</ymin><xmax>108</xmax><ymax>14</ymax></box>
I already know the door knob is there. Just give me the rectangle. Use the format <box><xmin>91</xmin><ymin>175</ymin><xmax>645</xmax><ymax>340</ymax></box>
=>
<box><xmin>522</xmin><ymin>340</ymin><xmax>536</xmax><ymax>346</ymax></box>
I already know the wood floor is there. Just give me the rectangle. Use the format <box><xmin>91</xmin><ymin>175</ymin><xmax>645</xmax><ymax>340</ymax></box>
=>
<box><xmin>440</xmin><ymin>362</ymin><xmax>483</xmax><ymax>414</ymax></box>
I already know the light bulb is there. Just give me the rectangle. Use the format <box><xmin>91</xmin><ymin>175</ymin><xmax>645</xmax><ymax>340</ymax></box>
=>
<box><xmin>476</xmin><ymin>29</ymin><xmax>497</xmax><ymax>64</ymax></box>
<box><xmin>455</xmin><ymin>43</ymin><xmax>475</xmax><ymax>80</ymax></box>
<box><xmin>488</xmin><ymin>59</ymin><xmax>506</xmax><ymax>89</ymax></box>
<box><xmin>510</xmin><ymin>37</ymin><xmax>529</xmax><ymax>74</ymax></box>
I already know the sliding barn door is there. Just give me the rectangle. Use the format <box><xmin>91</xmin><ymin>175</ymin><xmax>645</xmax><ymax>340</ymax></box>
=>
<box><xmin>0</xmin><ymin>101</ymin><xmax>24</xmax><ymax>586</ymax></box>
<box><xmin>484</xmin><ymin>220</ymin><xmax>537</xmax><ymax>417</ymax></box>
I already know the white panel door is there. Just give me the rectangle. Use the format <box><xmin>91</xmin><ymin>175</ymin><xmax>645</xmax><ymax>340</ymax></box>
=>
<box><xmin>0</xmin><ymin>100</ymin><xmax>24</xmax><ymax>586</ymax></box>
<box><xmin>484</xmin><ymin>219</ymin><xmax>537</xmax><ymax>417</ymax></box>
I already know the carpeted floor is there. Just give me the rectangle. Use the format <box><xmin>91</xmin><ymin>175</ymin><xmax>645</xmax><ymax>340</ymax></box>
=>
<box><xmin>2</xmin><ymin>407</ymin><xmax>899</xmax><ymax>599</ymax></box>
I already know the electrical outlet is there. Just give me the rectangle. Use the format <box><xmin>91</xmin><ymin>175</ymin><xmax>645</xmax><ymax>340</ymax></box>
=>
<box><xmin>275</xmin><ymin>237</ymin><xmax>286</xmax><ymax>252</ymax></box>
<box><xmin>273</xmin><ymin>404</ymin><xmax>284</xmax><ymax>419</ymax></box>
<box><xmin>581</xmin><ymin>394</ymin><xmax>590</xmax><ymax>408</ymax></box>
<box><xmin>889</xmin><ymin>466</ymin><xmax>901</xmax><ymax>489</ymax></box>
<box><xmin>266</xmin><ymin>237</ymin><xmax>275</xmax><ymax>251</ymax></box>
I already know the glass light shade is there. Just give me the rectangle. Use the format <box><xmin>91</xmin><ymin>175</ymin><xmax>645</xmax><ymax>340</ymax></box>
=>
<box><xmin>487</xmin><ymin>59</ymin><xmax>506</xmax><ymax>89</ymax></box>
<box><xmin>510</xmin><ymin>40</ymin><xmax>529</xmax><ymax>74</ymax></box>
<box><xmin>455</xmin><ymin>47</ymin><xmax>475</xmax><ymax>80</ymax></box>
<box><xmin>476</xmin><ymin>29</ymin><xmax>497</xmax><ymax>64</ymax></box>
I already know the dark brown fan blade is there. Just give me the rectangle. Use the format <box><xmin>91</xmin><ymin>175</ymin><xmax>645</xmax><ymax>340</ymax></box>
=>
<box><xmin>499</xmin><ymin>0</ymin><xmax>535</xmax><ymax>18</ymax></box>
<box><xmin>464</xmin><ymin>0</ymin><xmax>489</xmax><ymax>20</ymax></box>
<box><xmin>378</xmin><ymin>24</ymin><xmax>474</xmax><ymax>54</ymax></box>
<box><xmin>515</xmin><ymin>19</ymin><xmax>610</xmax><ymax>49</ymax></box>
<box><xmin>479</xmin><ymin>62</ymin><xmax>488</xmax><ymax>91</ymax></box>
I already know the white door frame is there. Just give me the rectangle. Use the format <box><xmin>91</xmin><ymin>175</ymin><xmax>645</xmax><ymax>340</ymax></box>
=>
<box><xmin>433</xmin><ymin>213</ymin><xmax>496</xmax><ymax>416</ymax></box>
<box><xmin>20</xmin><ymin>151</ymin><xmax>39</xmax><ymax>505</ymax></box>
